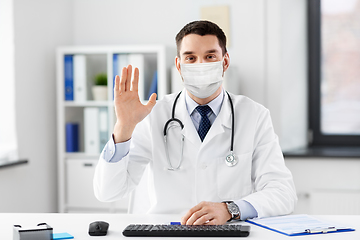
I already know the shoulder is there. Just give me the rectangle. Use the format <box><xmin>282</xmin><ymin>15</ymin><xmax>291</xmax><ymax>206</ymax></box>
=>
<box><xmin>149</xmin><ymin>92</ymin><xmax>180</xmax><ymax>115</ymax></box>
<box><xmin>227</xmin><ymin>92</ymin><xmax>268</xmax><ymax>114</ymax></box>
<box><xmin>158</xmin><ymin>92</ymin><xmax>180</xmax><ymax>105</ymax></box>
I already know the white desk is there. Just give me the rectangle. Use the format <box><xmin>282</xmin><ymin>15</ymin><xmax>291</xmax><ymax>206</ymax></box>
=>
<box><xmin>1</xmin><ymin>213</ymin><xmax>358</xmax><ymax>239</ymax></box>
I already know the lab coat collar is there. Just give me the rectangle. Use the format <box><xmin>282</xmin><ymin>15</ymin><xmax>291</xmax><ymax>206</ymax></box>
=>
<box><xmin>177</xmin><ymin>89</ymin><xmax>202</xmax><ymax>146</ymax></box>
<box><xmin>202</xmin><ymin>90</ymin><xmax>232</xmax><ymax>144</ymax></box>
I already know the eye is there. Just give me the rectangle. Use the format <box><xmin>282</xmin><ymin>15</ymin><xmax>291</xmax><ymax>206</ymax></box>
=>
<box><xmin>206</xmin><ymin>54</ymin><xmax>217</xmax><ymax>61</ymax></box>
<box><xmin>185</xmin><ymin>56</ymin><xmax>196</xmax><ymax>62</ymax></box>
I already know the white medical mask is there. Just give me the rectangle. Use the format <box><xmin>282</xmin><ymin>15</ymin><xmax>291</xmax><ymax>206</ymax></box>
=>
<box><xmin>180</xmin><ymin>60</ymin><xmax>224</xmax><ymax>99</ymax></box>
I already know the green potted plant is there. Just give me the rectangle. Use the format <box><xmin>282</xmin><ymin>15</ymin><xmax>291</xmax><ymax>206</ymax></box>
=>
<box><xmin>92</xmin><ymin>72</ymin><xmax>108</xmax><ymax>101</ymax></box>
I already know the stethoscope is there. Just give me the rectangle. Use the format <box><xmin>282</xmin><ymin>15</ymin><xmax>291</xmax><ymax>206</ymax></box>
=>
<box><xmin>163</xmin><ymin>91</ymin><xmax>237</xmax><ymax>171</ymax></box>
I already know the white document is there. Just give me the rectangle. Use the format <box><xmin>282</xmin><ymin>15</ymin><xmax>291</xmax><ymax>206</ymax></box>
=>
<box><xmin>99</xmin><ymin>107</ymin><xmax>108</xmax><ymax>153</ymax></box>
<box><xmin>84</xmin><ymin>107</ymin><xmax>99</xmax><ymax>155</ymax></box>
<box><xmin>73</xmin><ymin>55</ymin><xmax>87</xmax><ymax>102</ymax></box>
<box><xmin>117</xmin><ymin>54</ymin><xmax>129</xmax><ymax>73</ymax></box>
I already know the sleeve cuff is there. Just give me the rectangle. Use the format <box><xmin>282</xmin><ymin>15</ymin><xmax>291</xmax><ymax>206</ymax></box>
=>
<box><xmin>101</xmin><ymin>134</ymin><xmax>131</xmax><ymax>163</ymax></box>
<box><xmin>235</xmin><ymin>200</ymin><xmax>258</xmax><ymax>221</ymax></box>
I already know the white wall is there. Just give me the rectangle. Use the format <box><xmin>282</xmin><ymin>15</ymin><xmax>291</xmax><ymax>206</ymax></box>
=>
<box><xmin>72</xmin><ymin>0</ymin><xmax>308</xmax><ymax>151</ymax></box>
<box><xmin>0</xmin><ymin>0</ymin><xmax>18</xmax><ymax>161</ymax></box>
<box><xmin>72</xmin><ymin>0</ymin><xmax>267</xmax><ymax>102</ymax></box>
<box><xmin>0</xmin><ymin>0</ymin><xmax>73</xmax><ymax>212</ymax></box>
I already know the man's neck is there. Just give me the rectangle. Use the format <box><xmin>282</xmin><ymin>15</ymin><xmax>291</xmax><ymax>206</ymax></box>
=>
<box><xmin>187</xmin><ymin>86</ymin><xmax>223</xmax><ymax>105</ymax></box>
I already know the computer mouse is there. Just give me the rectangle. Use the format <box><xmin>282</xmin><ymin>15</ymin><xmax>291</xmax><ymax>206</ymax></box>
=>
<box><xmin>88</xmin><ymin>221</ymin><xmax>109</xmax><ymax>236</ymax></box>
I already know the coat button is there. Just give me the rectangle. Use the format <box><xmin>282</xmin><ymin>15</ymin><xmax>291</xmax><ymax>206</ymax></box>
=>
<box><xmin>201</xmin><ymin>164</ymin><xmax>207</xmax><ymax>169</ymax></box>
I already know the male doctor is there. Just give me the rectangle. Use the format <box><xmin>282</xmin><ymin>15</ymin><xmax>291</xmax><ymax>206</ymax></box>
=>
<box><xmin>94</xmin><ymin>20</ymin><xmax>297</xmax><ymax>225</ymax></box>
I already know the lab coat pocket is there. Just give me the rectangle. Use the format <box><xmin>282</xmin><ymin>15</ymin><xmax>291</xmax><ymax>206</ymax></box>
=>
<box><xmin>216</xmin><ymin>152</ymin><xmax>252</xmax><ymax>200</ymax></box>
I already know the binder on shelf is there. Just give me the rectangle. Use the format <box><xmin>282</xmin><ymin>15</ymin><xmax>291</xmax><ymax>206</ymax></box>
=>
<box><xmin>147</xmin><ymin>71</ymin><xmax>157</xmax><ymax>100</ymax></box>
<box><xmin>113</xmin><ymin>53</ymin><xmax>154</xmax><ymax>102</ymax></box>
<box><xmin>66</xmin><ymin>123</ymin><xmax>79</xmax><ymax>152</ymax></box>
<box><xmin>64</xmin><ymin>55</ymin><xmax>74</xmax><ymax>101</ymax></box>
<box><xmin>246</xmin><ymin>214</ymin><xmax>355</xmax><ymax>236</ymax></box>
<box><xmin>113</xmin><ymin>54</ymin><xmax>129</xmax><ymax>99</ymax></box>
<box><xmin>84</xmin><ymin>107</ymin><xmax>100</xmax><ymax>155</ymax></box>
<box><xmin>99</xmin><ymin>107</ymin><xmax>108</xmax><ymax>153</ymax></box>
<box><xmin>73</xmin><ymin>55</ymin><xmax>87</xmax><ymax>102</ymax></box>
<box><xmin>128</xmin><ymin>54</ymin><xmax>145</xmax><ymax>101</ymax></box>
<box><xmin>112</xmin><ymin>54</ymin><xmax>118</xmax><ymax>99</ymax></box>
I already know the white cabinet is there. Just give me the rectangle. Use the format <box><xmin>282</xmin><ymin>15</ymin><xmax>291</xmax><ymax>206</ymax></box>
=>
<box><xmin>66</xmin><ymin>159</ymin><xmax>112</xmax><ymax>210</ymax></box>
<box><xmin>285</xmin><ymin>157</ymin><xmax>360</xmax><ymax>215</ymax></box>
<box><xmin>56</xmin><ymin>45</ymin><xmax>175</xmax><ymax>213</ymax></box>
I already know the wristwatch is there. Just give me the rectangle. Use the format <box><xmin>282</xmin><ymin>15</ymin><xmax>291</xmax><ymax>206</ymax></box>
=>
<box><xmin>223</xmin><ymin>201</ymin><xmax>240</xmax><ymax>221</ymax></box>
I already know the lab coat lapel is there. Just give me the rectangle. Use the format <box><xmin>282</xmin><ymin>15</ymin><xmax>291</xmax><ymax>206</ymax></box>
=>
<box><xmin>176</xmin><ymin>90</ymin><xmax>202</xmax><ymax>146</ymax></box>
<box><xmin>202</xmin><ymin>91</ymin><xmax>232</xmax><ymax>145</ymax></box>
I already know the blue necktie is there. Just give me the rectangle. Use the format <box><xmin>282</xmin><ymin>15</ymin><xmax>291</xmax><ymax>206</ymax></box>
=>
<box><xmin>196</xmin><ymin>105</ymin><xmax>212</xmax><ymax>142</ymax></box>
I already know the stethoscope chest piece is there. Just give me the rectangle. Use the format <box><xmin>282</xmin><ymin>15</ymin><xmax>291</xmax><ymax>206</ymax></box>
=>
<box><xmin>225</xmin><ymin>152</ymin><xmax>238</xmax><ymax>167</ymax></box>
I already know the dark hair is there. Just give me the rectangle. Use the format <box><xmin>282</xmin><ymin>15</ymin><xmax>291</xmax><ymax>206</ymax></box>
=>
<box><xmin>175</xmin><ymin>20</ymin><xmax>227</xmax><ymax>57</ymax></box>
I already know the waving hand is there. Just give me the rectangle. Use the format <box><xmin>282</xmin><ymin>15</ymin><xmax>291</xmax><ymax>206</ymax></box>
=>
<box><xmin>113</xmin><ymin>65</ymin><xmax>157</xmax><ymax>143</ymax></box>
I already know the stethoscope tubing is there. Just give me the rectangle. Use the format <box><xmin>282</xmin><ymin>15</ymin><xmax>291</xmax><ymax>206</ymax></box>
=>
<box><xmin>163</xmin><ymin>92</ymin><xmax>184</xmax><ymax>136</ymax></box>
<box><xmin>226</xmin><ymin>91</ymin><xmax>235</xmax><ymax>152</ymax></box>
<box><xmin>163</xmin><ymin>90</ymin><xmax>235</xmax><ymax>170</ymax></box>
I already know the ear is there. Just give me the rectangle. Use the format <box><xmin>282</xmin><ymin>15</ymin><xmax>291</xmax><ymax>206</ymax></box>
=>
<box><xmin>175</xmin><ymin>56</ymin><xmax>181</xmax><ymax>74</ymax></box>
<box><xmin>223</xmin><ymin>52</ymin><xmax>230</xmax><ymax>72</ymax></box>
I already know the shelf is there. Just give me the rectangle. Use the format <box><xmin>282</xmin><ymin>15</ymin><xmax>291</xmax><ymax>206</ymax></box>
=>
<box><xmin>64</xmin><ymin>101</ymin><xmax>110</xmax><ymax>107</ymax></box>
<box><xmin>65</xmin><ymin>152</ymin><xmax>102</xmax><ymax>159</ymax></box>
<box><xmin>57</xmin><ymin>45</ymin><xmax>174</xmax><ymax>213</ymax></box>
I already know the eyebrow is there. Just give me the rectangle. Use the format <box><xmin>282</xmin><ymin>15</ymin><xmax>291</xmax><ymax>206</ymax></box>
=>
<box><xmin>182</xmin><ymin>49</ymin><xmax>220</xmax><ymax>56</ymax></box>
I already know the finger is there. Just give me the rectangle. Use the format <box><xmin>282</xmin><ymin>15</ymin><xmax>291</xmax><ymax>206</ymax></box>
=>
<box><xmin>131</xmin><ymin>67</ymin><xmax>139</xmax><ymax>92</ymax></box>
<box><xmin>181</xmin><ymin>211</ymin><xmax>193</xmax><ymax>225</ymax></box>
<box><xmin>119</xmin><ymin>67</ymin><xmax>127</xmax><ymax>93</ymax></box>
<box><xmin>192</xmin><ymin>213</ymin><xmax>212</xmax><ymax>225</ymax></box>
<box><xmin>126</xmin><ymin>65</ymin><xmax>133</xmax><ymax>91</ymax></box>
<box><xmin>186</xmin><ymin>210</ymin><xmax>207</xmax><ymax>225</ymax></box>
<box><xmin>181</xmin><ymin>204</ymin><xmax>203</xmax><ymax>225</ymax></box>
<box><xmin>146</xmin><ymin>93</ymin><xmax>157</xmax><ymax>110</ymax></box>
<box><xmin>114</xmin><ymin>75</ymin><xmax>120</xmax><ymax>93</ymax></box>
<box><xmin>204</xmin><ymin>218</ymin><xmax>218</xmax><ymax>225</ymax></box>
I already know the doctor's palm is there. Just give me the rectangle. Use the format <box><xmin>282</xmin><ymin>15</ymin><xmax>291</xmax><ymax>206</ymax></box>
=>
<box><xmin>113</xmin><ymin>65</ymin><xmax>157</xmax><ymax>143</ymax></box>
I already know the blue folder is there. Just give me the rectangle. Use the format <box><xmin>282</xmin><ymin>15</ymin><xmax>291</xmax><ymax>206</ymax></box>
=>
<box><xmin>66</xmin><ymin>123</ymin><xmax>79</xmax><ymax>152</ymax></box>
<box><xmin>64</xmin><ymin>55</ymin><xmax>74</xmax><ymax>101</ymax></box>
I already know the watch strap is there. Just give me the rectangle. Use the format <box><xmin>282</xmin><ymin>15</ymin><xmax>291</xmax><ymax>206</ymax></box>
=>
<box><xmin>222</xmin><ymin>201</ymin><xmax>240</xmax><ymax>221</ymax></box>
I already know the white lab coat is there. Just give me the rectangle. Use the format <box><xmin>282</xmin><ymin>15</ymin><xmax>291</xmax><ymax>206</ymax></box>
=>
<box><xmin>94</xmin><ymin>90</ymin><xmax>297</xmax><ymax>218</ymax></box>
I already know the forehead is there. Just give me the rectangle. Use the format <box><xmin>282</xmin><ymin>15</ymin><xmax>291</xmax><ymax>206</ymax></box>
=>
<box><xmin>179</xmin><ymin>34</ymin><xmax>222</xmax><ymax>55</ymax></box>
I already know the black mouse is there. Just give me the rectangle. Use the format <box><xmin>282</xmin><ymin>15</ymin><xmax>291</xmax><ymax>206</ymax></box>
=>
<box><xmin>89</xmin><ymin>221</ymin><xmax>109</xmax><ymax>236</ymax></box>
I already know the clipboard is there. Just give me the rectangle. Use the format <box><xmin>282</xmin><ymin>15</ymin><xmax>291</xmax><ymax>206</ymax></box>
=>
<box><xmin>246</xmin><ymin>214</ymin><xmax>355</xmax><ymax>236</ymax></box>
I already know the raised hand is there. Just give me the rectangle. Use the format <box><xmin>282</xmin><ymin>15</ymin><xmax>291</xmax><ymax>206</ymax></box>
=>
<box><xmin>113</xmin><ymin>65</ymin><xmax>157</xmax><ymax>143</ymax></box>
